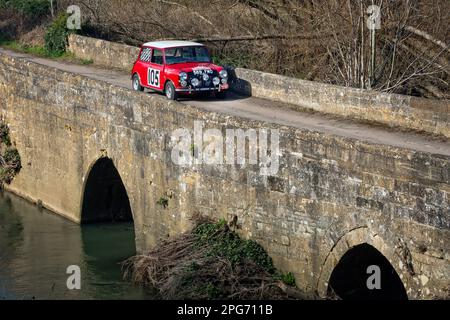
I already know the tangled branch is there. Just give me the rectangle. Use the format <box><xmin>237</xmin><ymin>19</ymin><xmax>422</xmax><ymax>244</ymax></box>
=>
<box><xmin>122</xmin><ymin>218</ymin><xmax>307</xmax><ymax>300</ymax></box>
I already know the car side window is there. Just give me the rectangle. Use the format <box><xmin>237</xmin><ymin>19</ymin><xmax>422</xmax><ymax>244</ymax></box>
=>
<box><xmin>152</xmin><ymin>49</ymin><xmax>164</xmax><ymax>65</ymax></box>
<box><xmin>140</xmin><ymin>47</ymin><xmax>152</xmax><ymax>62</ymax></box>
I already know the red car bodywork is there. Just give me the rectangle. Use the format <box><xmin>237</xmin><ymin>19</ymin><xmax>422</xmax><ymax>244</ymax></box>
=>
<box><xmin>131</xmin><ymin>41</ymin><xmax>229</xmax><ymax>98</ymax></box>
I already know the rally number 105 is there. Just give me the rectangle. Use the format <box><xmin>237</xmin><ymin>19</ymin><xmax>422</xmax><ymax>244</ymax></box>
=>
<box><xmin>148</xmin><ymin>68</ymin><xmax>160</xmax><ymax>87</ymax></box>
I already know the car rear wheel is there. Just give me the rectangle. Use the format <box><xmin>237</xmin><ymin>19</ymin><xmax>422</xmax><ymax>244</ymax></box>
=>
<box><xmin>132</xmin><ymin>74</ymin><xmax>144</xmax><ymax>92</ymax></box>
<box><xmin>165</xmin><ymin>81</ymin><xmax>178</xmax><ymax>100</ymax></box>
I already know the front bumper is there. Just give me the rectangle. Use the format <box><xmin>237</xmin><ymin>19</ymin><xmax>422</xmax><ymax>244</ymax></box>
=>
<box><xmin>175</xmin><ymin>83</ymin><xmax>229</xmax><ymax>93</ymax></box>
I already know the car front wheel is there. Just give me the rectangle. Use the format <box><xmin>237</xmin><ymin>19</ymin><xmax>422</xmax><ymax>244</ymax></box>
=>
<box><xmin>165</xmin><ymin>81</ymin><xmax>178</xmax><ymax>100</ymax></box>
<box><xmin>132</xmin><ymin>74</ymin><xmax>144</xmax><ymax>92</ymax></box>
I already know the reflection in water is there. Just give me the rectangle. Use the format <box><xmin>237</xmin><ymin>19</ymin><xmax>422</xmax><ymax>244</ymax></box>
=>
<box><xmin>0</xmin><ymin>191</ymin><xmax>153</xmax><ymax>300</ymax></box>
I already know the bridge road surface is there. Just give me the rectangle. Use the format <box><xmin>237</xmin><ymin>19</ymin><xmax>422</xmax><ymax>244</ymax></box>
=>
<box><xmin>2</xmin><ymin>48</ymin><xmax>449</xmax><ymax>157</ymax></box>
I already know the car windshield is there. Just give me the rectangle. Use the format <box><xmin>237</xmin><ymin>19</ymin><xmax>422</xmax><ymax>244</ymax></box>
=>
<box><xmin>165</xmin><ymin>46</ymin><xmax>211</xmax><ymax>64</ymax></box>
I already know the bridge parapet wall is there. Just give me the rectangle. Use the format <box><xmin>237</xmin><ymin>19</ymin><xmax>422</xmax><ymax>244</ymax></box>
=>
<box><xmin>67</xmin><ymin>34</ymin><xmax>450</xmax><ymax>138</ymax></box>
<box><xmin>232</xmin><ymin>68</ymin><xmax>450</xmax><ymax>138</ymax></box>
<box><xmin>68</xmin><ymin>34</ymin><xmax>140</xmax><ymax>71</ymax></box>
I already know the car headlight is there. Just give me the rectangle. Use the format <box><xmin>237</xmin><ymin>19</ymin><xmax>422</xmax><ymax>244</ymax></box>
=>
<box><xmin>221</xmin><ymin>78</ymin><xmax>228</xmax><ymax>84</ymax></box>
<box><xmin>191</xmin><ymin>78</ymin><xmax>200</xmax><ymax>87</ymax></box>
<box><xmin>180</xmin><ymin>72</ymin><xmax>188</xmax><ymax>81</ymax></box>
<box><xmin>213</xmin><ymin>77</ymin><xmax>220</xmax><ymax>86</ymax></box>
<box><xmin>202</xmin><ymin>74</ymin><xmax>210</xmax><ymax>82</ymax></box>
<box><xmin>180</xmin><ymin>80</ymin><xmax>188</xmax><ymax>87</ymax></box>
<box><xmin>219</xmin><ymin>69</ymin><xmax>228</xmax><ymax>78</ymax></box>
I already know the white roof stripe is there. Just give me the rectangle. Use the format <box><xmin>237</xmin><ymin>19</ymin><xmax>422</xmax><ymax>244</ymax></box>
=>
<box><xmin>143</xmin><ymin>40</ymin><xmax>204</xmax><ymax>49</ymax></box>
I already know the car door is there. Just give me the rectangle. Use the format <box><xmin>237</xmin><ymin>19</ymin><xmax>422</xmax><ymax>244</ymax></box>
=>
<box><xmin>136</xmin><ymin>46</ymin><xmax>152</xmax><ymax>87</ymax></box>
<box><xmin>147</xmin><ymin>48</ymin><xmax>164</xmax><ymax>91</ymax></box>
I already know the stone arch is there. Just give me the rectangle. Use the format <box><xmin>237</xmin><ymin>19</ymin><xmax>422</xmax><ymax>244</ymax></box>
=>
<box><xmin>80</xmin><ymin>157</ymin><xmax>133</xmax><ymax>223</ymax></box>
<box><xmin>317</xmin><ymin>227</ymin><xmax>412</xmax><ymax>299</ymax></box>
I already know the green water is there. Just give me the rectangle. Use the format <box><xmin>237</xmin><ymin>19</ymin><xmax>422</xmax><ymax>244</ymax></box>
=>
<box><xmin>0</xmin><ymin>191</ymin><xmax>154</xmax><ymax>300</ymax></box>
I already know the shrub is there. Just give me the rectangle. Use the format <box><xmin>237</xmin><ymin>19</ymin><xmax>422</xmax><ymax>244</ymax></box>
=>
<box><xmin>0</xmin><ymin>0</ymin><xmax>49</xmax><ymax>17</ymax></box>
<box><xmin>0</xmin><ymin>120</ymin><xmax>21</xmax><ymax>186</ymax></box>
<box><xmin>212</xmin><ymin>52</ymin><xmax>252</xmax><ymax>69</ymax></box>
<box><xmin>123</xmin><ymin>219</ymin><xmax>306</xmax><ymax>299</ymax></box>
<box><xmin>193</xmin><ymin>220</ymin><xmax>275</xmax><ymax>272</ymax></box>
<box><xmin>3</xmin><ymin>148</ymin><xmax>21</xmax><ymax>166</ymax></box>
<box><xmin>156</xmin><ymin>196</ymin><xmax>169</xmax><ymax>208</ymax></box>
<box><xmin>0</xmin><ymin>123</ymin><xmax>11</xmax><ymax>146</ymax></box>
<box><xmin>44</xmin><ymin>13</ymin><xmax>70</xmax><ymax>56</ymax></box>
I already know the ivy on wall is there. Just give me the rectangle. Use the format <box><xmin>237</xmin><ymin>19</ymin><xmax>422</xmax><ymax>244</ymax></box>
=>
<box><xmin>0</xmin><ymin>120</ymin><xmax>21</xmax><ymax>186</ymax></box>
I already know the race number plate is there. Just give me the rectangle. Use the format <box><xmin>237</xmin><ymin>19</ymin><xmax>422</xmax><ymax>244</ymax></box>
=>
<box><xmin>148</xmin><ymin>68</ymin><xmax>161</xmax><ymax>88</ymax></box>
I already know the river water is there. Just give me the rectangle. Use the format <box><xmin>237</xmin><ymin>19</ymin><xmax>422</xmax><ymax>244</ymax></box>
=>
<box><xmin>0</xmin><ymin>191</ymin><xmax>153</xmax><ymax>300</ymax></box>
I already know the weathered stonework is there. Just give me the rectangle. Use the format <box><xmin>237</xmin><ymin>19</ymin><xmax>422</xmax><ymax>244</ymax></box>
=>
<box><xmin>68</xmin><ymin>34</ymin><xmax>140</xmax><ymax>71</ymax></box>
<box><xmin>0</xmin><ymin>51</ymin><xmax>449</xmax><ymax>299</ymax></box>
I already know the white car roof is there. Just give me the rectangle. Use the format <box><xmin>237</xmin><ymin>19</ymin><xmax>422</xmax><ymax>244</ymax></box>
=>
<box><xmin>143</xmin><ymin>40</ymin><xmax>204</xmax><ymax>49</ymax></box>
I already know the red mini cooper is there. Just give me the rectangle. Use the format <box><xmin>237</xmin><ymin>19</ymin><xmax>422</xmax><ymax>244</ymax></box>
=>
<box><xmin>131</xmin><ymin>41</ymin><xmax>229</xmax><ymax>100</ymax></box>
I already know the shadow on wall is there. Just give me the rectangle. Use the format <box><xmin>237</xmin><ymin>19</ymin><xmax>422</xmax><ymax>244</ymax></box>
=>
<box><xmin>227</xmin><ymin>66</ymin><xmax>252</xmax><ymax>97</ymax></box>
<box><xmin>327</xmin><ymin>243</ymin><xmax>408</xmax><ymax>300</ymax></box>
<box><xmin>81</xmin><ymin>157</ymin><xmax>133</xmax><ymax>223</ymax></box>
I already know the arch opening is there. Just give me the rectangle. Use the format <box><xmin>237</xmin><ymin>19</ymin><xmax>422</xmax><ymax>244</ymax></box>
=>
<box><xmin>81</xmin><ymin>157</ymin><xmax>133</xmax><ymax>223</ymax></box>
<box><xmin>327</xmin><ymin>243</ymin><xmax>407</xmax><ymax>300</ymax></box>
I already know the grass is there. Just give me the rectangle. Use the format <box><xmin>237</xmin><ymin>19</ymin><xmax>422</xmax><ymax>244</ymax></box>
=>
<box><xmin>0</xmin><ymin>38</ymin><xmax>93</xmax><ymax>65</ymax></box>
<box><xmin>81</xmin><ymin>58</ymin><xmax>94</xmax><ymax>65</ymax></box>
<box><xmin>0</xmin><ymin>39</ymin><xmax>64</xmax><ymax>57</ymax></box>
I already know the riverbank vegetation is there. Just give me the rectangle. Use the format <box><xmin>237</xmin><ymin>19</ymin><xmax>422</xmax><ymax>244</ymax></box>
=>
<box><xmin>0</xmin><ymin>120</ymin><xmax>21</xmax><ymax>186</ymax></box>
<box><xmin>0</xmin><ymin>1</ymin><xmax>91</xmax><ymax>63</ymax></box>
<box><xmin>123</xmin><ymin>217</ymin><xmax>306</xmax><ymax>300</ymax></box>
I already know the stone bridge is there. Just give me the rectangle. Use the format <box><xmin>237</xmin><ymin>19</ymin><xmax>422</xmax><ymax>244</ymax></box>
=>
<box><xmin>0</xmin><ymin>47</ymin><xmax>449</xmax><ymax>299</ymax></box>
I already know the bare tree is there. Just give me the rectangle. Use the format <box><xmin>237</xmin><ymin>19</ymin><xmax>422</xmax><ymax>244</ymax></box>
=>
<box><xmin>53</xmin><ymin>0</ymin><xmax>448</xmax><ymax>98</ymax></box>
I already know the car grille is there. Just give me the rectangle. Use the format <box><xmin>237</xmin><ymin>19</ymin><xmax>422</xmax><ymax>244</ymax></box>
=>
<box><xmin>187</xmin><ymin>70</ymin><xmax>219</xmax><ymax>88</ymax></box>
